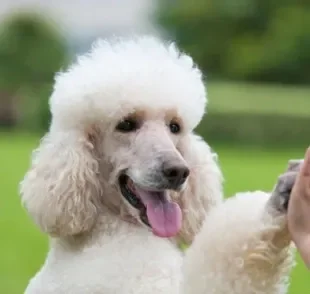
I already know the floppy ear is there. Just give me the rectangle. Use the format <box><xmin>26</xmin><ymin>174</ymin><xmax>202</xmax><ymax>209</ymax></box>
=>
<box><xmin>173</xmin><ymin>133</ymin><xmax>223</xmax><ymax>245</ymax></box>
<box><xmin>19</xmin><ymin>128</ymin><xmax>102</xmax><ymax>237</ymax></box>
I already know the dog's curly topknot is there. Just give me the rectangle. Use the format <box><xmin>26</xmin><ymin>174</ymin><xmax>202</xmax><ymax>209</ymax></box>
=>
<box><xmin>49</xmin><ymin>36</ymin><xmax>207</xmax><ymax>132</ymax></box>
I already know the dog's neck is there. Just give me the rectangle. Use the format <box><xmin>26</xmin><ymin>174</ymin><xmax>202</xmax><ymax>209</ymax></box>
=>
<box><xmin>50</xmin><ymin>207</ymin><xmax>181</xmax><ymax>252</ymax></box>
<box><xmin>50</xmin><ymin>210</ymin><xmax>137</xmax><ymax>249</ymax></box>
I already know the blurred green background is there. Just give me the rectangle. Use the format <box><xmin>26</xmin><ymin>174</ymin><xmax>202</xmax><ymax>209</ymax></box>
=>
<box><xmin>0</xmin><ymin>0</ymin><xmax>309</xmax><ymax>293</ymax></box>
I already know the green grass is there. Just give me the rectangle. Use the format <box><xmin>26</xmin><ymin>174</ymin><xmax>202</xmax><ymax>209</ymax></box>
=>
<box><xmin>208</xmin><ymin>81</ymin><xmax>310</xmax><ymax>117</ymax></box>
<box><xmin>0</xmin><ymin>132</ymin><xmax>48</xmax><ymax>294</ymax></box>
<box><xmin>0</xmin><ymin>132</ymin><xmax>308</xmax><ymax>293</ymax></box>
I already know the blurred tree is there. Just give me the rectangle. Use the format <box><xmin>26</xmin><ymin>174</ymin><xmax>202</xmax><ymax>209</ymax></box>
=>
<box><xmin>0</xmin><ymin>12</ymin><xmax>70</xmax><ymax>129</ymax></box>
<box><xmin>157</xmin><ymin>0</ymin><xmax>310</xmax><ymax>84</ymax></box>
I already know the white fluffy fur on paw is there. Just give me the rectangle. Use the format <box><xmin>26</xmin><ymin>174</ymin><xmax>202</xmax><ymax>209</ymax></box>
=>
<box><xmin>183</xmin><ymin>191</ymin><xmax>295</xmax><ymax>294</ymax></box>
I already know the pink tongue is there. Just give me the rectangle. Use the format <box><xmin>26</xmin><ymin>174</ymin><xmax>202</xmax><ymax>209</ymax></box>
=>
<box><xmin>135</xmin><ymin>187</ymin><xmax>182</xmax><ymax>238</ymax></box>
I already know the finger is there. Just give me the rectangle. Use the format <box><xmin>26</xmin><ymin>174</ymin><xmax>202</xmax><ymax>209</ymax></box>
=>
<box><xmin>301</xmin><ymin>147</ymin><xmax>310</xmax><ymax>177</ymax></box>
<box><xmin>291</xmin><ymin>147</ymin><xmax>310</xmax><ymax>198</ymax></box>
<box><xmin>303</xmin><ymin>148</ymin><xmax>310</xmax><ymax>194</ymax></box>
<box><xmin>292</xmin><ymin>148</ymin><xmax>310</xmax><ymax>183</ymax></box>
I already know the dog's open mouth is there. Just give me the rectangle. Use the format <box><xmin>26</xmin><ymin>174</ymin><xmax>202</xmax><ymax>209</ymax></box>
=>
<box><xmin>118</xmin><ymin>174</ymin><xmax>182</xmax><ymax>238</ymax></box>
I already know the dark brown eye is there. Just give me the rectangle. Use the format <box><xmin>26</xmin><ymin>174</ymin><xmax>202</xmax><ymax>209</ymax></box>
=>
<box><xmin>116</xmin><ymin>119</ymin><xmax>138</xmax><ymax>133</ymax></box>
<box><xmin>169</xmin><ymin>122</ymin><xmax>181</xmax><ymax>134</ymax></box>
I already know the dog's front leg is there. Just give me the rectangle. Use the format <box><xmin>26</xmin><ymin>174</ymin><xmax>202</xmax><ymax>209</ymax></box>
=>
<box><xmin>182</xmin><ymin>163</ymin><xmax>301</xmax><ymax>294</ymax></box>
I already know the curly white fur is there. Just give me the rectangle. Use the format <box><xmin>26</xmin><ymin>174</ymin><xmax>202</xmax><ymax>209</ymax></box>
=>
<box><xmin>20</xmin><ymin>36</ymin><xmax>295</xmax><ymax>294</ymax></box>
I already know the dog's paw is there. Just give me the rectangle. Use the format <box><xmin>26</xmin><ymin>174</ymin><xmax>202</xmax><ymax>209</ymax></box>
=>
<box><xmin>268</xmin><ymin>160</ymin><xmax>303</xmax><ymax>214</ymax></box>
<box><xmin>270</xmin><ymin>172</ymin><xmax>297</xmax><ymax>213</ymax></box>
<box><xmin>287</xmin><ymin>159</ymin><xmax>304</xmax><ymax>172</ymax></box>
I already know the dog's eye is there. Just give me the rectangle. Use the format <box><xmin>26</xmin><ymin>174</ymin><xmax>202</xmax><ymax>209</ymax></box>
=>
<box><xmin>116</xmin><ymin>119</ymin><xmax>138</xmax><ymax>133</ymax></box>
<box><xmin>169</xmin><ymin>122</ymin><xmax>181</xmax><ymax>134</ymax></box>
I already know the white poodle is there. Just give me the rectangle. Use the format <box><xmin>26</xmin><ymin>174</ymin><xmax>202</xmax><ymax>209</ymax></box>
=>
<box><xmin>20</xmin><ymin>36</ymin><xmax>299</xmax><ymax>294</ymax></box>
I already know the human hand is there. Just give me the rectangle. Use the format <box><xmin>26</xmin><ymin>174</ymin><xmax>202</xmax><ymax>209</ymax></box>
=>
<box><xmin>288</xmin><ymin>147</ymin><xmax>310</xmax><ymax>269</ymax></box>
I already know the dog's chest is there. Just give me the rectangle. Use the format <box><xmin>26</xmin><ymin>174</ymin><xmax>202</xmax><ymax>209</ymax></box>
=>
<box><xmin>79</xmin><ymin>236</ymin><xmax>182</xmax><ymax>293</ymax></box>
<box><xmin>28</xmin><ymin>232</ymin><xmax>183</xmax><ymax>294</ymax></box>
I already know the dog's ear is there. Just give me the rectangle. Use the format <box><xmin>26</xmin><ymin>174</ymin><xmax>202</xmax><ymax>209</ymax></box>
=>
<box><xmin>173</xmin><ymin>134</ymin><xmax>223</xmax><ymax>245</ymax></box>
<box><xmin>19</xmin><ymin>128</ymin><xmax>102</xmax><ymax>237</ymax></box>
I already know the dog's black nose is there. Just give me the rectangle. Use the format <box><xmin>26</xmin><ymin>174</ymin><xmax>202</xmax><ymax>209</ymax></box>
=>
<box><xmin>162</xmin><ymin>163</ymin><xmax>190</xmax><ymax>188</ymax></box>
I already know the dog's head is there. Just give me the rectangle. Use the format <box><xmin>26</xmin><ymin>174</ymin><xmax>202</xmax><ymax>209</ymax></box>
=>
<box><xmin>99</xmin><ymin>107</ymin><xmax>192</xmax><ymax>238</ymax></box>
<box><xmin>20</xmin><ymin>36</ymin><xmax>222</xmax><ymax>242</ymax></box>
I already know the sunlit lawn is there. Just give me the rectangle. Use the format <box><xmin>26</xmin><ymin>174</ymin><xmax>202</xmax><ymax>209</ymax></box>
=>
<box><xmin>208</xmin><ymin>81</ymin><xmax>310</xmax><ymax>117</ymax></box>
<box><xmin>0</xmin><ymin>132</ymin><xmax>308</xmax><ymax>293</ymax></box>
